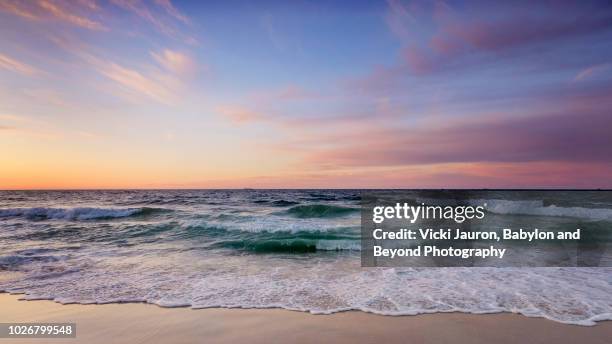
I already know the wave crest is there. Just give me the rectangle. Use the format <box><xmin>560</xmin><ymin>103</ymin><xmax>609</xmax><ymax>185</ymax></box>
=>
<box><xmin>285</xmin><ymin>204</ymin><xmax>359</xmax><ymax>218</ymax></box>
<box><xmin>216</xmin><ymin>238</ymin><xmax>360</xmax><ymax>253</ymax></box>
<box><xmin>0</xmin><ymin>207</ymin><xmax>165</xmax><ymax>221</ymax></box>
<box><xmin>475</xmin><ymin>199</ymin><xmax>612</xmax><ymax>221</ymax></box>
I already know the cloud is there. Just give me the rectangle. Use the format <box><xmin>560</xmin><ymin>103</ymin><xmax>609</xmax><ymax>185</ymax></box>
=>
<box><xmin>0</xmin><ymin>114</ymin><xmax>46</xmax><ymax>125</ymax></box>
<box><xmin>261</xmin><ymin>12</ymin><xmax>285</xmax><ymax>51</ymax></box>
<box><xmin>22</xmin><ymin>89</ymin><xmax>68</xmax><ymax>107</ymax></box>
<box><xmin>151</xmin><ymin>49</ymin><xmax>197</xmax><ymax>76</ymax></box>
<box><xmin>110</xmin><ymin>0</ymin><xmax>193</xmax><ymax>42</ymax></box>
<box><xmin>37</xmin><ymin>0</ymin><xmax>106</xmax><ymax>30</ymax></box>
<box><xmin>1</xmin><ymin>0</ymin><xmax>195</xmax><ymax>42</ymax></box>
<box><xmin>268</xmin><ymin>85</ymin><xmax>316</xmax><ymax>101</ymax></box>
<box><xmin>43</xmin><ymin>32</ymin><xmax>194</xmax><ymax>105</ymax></box>
<box><xmin>217</xmin><ymin>84</ymin><xmax>408</xmax><ymax>133</ymax></box>
<box><xmin>0</xmin><ymin>0</ymin><xmax>106</xmax><ymax>30</ymax></box>
<box><xmin>216</xmin><ymin>85</ymin><xmax>327</xmax><ymax>126</ymax></box>
<box><xmin>76</xmin><ymin>0</ymin><xmax>100</xmax><ymax>11</ymax></box>
<box><xmin>154</xmin><ymin>0</ymin><xmax>189</xmax><ymax>25</ymax></box>
<box><xmin>0</xmin><ymin>113</ymin><xmax>61</xmax><ymax>139</ymax></box>
<box><xmin>217</xmin><ymin>106</ymin><xmax>268</xmax><ymax>124</ymax></box>
<box><xmin>111</xmin><ymin>0</ymin><xmax>170</xmax><ymax>33</ymax></box>
<box><xmin>433</xmin><ymin>4</ymin><xmax>612</xmax><ymax>63</ymax></box>
<box><xmin>76</xmin><ymin>130</ymin><xmax>103</xmax><ymax>139</ymax></box>
<box><xmin>1</xmin><ymin>1</ymin><xmax>199</xmax><ymax>105</ymax></box>
<box><xmin>384</xmin><ymin>0</ymin><xmax>416</xmax><ymax>41</ymax></box>
<box><xmin>96</xmin><ymin>61</ymin><xmax>177</xmax><ymax>105</ymax></box>
<box><xmin>174</xmin><ymin>161</ymin><xmax>612</xmax><ymax>189</ymax></box>
<box><xmin>247</xmin><ymin>85</ymin><xmax>320</xmax><ymax>104</ymax></box>
<box><xmin>364</xmin><ymin>0</ymin><xmax>612</xmax><ymax>82</ymax></box>
<box><xmin>574</xmin><ymin>63</ymin><xmax>612</xmax><ymax>82</ymax></box>
<box><xmin>0</xmin><ymin>53</ymin><xmax>40</xmax><ymax>76</ymax></box>
<box><xmin>223</xmin><ymin>80</ymin><xmax>612</xmax><ymax>173</ymax></box>
<box><xmin>0</xmin><ymin>113</ymin><xmax>103</xmax><ymax>141</ymax></box>
<box><xmin>302</xmin><ymin>107</ymin><xmax>612</xmax><ymax>169</ymax></box>
<box><xmin>0</xmin><ymin>0</ymin><xmax>38</xmax><ymax>20</ymax></box>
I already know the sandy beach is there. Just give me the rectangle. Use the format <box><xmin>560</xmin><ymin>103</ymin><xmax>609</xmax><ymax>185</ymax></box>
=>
<box><xmin>1</xmin><ymin>293</ymin><xmax>610</xmax><ymax>344</ymax></box>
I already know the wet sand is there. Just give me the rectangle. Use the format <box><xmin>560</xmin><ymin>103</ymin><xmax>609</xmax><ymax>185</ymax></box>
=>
<box><xmin>1</xmin><ymin>293</ymin><xmax>611</xmax><ymax>344</ymax></box>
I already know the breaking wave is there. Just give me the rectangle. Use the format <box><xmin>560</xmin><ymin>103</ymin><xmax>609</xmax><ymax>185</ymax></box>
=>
<box><xmin>476</xmin><ymin>199</ymin><xmax>612</xmax><ymax>221</ymax></box>
<box><xmin>0</xmin><ymin>207</ymin><xmax>166</xmax><ymax>221</ymax></box>
<box><xmin>285</xmin><ymin>204</ymin><xmax>359</xmax><ymax>218</ymax></box>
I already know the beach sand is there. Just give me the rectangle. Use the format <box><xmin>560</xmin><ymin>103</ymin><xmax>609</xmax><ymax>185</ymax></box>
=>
<box><xmin>1</xmin><ymin>293</ymin><xmax>611</xmax><ymax>344</ymax></box>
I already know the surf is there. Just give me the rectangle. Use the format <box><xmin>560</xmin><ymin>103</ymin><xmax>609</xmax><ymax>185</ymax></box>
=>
<box><xmin>0</xmin><ymin>207</ymin><xmax>167</xmax><ymax>221</ymax></box>
<box><xmin>285</xmin><ymin>204</ymin><xmax>359</xmax><ymax>218</ymax></box>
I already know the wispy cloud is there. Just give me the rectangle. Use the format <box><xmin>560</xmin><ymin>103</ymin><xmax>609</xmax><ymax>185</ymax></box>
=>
<box><xmin>384</xmin><ymin>0</ymin><xmax>415</xmax><ymax>42</ymax></box>
<box><xmin>37</xmin><ymin>0</ymin><xmax>106</xmax><ymax>30</ymax></box>
<box><xmin>111</xmin><ymin>0</ymin><xmax>170</xmax><ymax>33</ymax></box>
<box><xmin>0</xmin><ymin>113</ymin><xmax>47</xmax><ymax>125</ymax></box>
<box><xmin>0</xmin><ymin>53</ymin><xmax>40</xmax><ymax>76</ymax></box>
<box><xmin>574</xmin><ymin>63</ymin><xmax>612</xmax><ymax>82</ymax></box>
<box><xmin>151</xmin><ymin>49</ymin><xmax>197</xmax><ymax>76</ymax></box>
<box><xmin>215</xmin><ymin>84</ymin><xmax>335</xmax><ymax>128</ymax></box>
<box><xmin>1</xmin><ymin>0</ymin><xmax>194</xmax><ymax>41</ymax></box>
<box><xmin>110</xmin><ymin>0</ymin><xmax>194</xmax><ymax>42</ymax></box>
<box><xmin>76</xmin><ymin>0</ymin><xmax>100</xmax><ymax>11</ymax></box>
<box><xmin>154</xmin><ymin>0</ymin><xmax>189</xmax><ymax>25</ymax></box>
<box><xmin>261</xmin><ymin>12</ymin><xmax>285</xmax><ymax>51</ymax></box>
<box><xmin>22</xmin><ymin>89</ymin><xmax>69</xmax><ymax>107</ymax></box>
<box><xmin>217</xmin><ymin>106</ymin><xmax>268</xmax><ymax>124</ymax></box>
<box><xmin>76</xmin><ymin>130</ymin><xmax>104</xmax><ymax>139</ymax></box>
<box><xmin>0</xmin><ymin>113</ymin><xmax>61</xmax><ymax>139</ymax></box>
<box><xmin>0</xmin><ymin>0</ymin><xmax>37</xmax><ymax>20</ymax></box>
<box><xmin>0</xmin><ymin>0</ymin><xmax>106</xmax><ymax>30</ymax></box>
<box><xmin>96</xmin><ymin>61</ymin><xmax>177</xmax><ymax>104</ymax></box>
<box><xmin>43</xmin><ymin>33</ymin><xmax>195</xmax><ymax>105</ymax></box>
<box><xmin>1</xmin><ymin>0</ymin><xmax>199</xmax><ymax>104</ymax></box>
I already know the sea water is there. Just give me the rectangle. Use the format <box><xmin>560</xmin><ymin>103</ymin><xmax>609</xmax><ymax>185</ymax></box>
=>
<box><xmin>0</xmin><ymin>190</ymin><xmax>611</xmax><ymax>325</ymax></box>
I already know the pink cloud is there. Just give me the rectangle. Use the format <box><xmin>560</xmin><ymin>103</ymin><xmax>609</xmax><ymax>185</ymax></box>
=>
<box><xmin>216</xmin><ymin>106</ymin><xmax>268</xmax><ymax>124</ymax></box>
<box><xmin>574</xmin><ymin>63</ymin><xmax>612</xmax><ymax>82</ymax></box>
<box><xmin>0</xmin><ymin>0</ymin><xmax>195</xmax><ymax>44</ymax></box>
<box><xmin>182</xmin><ymin>161</ymin><xmax>612</xmax><ymax>189</ymax></box>
<box><xmin>40</xmin><ymin>34</ymin><xmax>194</xmax><ymax>105</ymax></box>
<box><xmin>259</xmin><ymin>82</ymin><xmax>612</xmax><ymax>173</ymax></box>
<box><xmin>0</xmin><ymin>0</ymin><xmax>106</xmax><ymax>30</ymax></box>
<box><xmin>380</xmin><ymin>1</ymin><xmax>612</xmax><ymax>76</ymax></box>
<box><xmin>301</xmin><ymin>106</ymin><xmax>612</xmax><ymax>169</ymax></box>
<box><xmin>37</xmin><ymin>0</ymin><xmax>106</xmax><ymax>30</ymax></box>
<box><xmin>151</xmin><ymin>49</ymin><xmax>197</xmax><ymax>76</ymax></box>
<box><xmin>0</xmin><ymin>53</ymin><xmax>40</xmax><ymax>76</ymax></box>
<box><xmin>402</xmin><ymin>46</ymin><xmax>434</xmax><ymax>74</ymax></box>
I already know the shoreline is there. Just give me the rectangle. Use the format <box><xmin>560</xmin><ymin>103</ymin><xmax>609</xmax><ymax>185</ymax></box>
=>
<box><xmin>2</xmin><ymin>293</ymin><xmax>611</xmax><ymax>344</ymax></box>
<box><xmin>3</xmin><ymin>290</ymin><xmax>608</xmax><ymax>327</ymax></box>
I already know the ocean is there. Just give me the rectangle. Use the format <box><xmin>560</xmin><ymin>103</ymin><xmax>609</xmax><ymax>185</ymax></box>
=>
<box><xmin>0</xmin><ymin>190</ymin><xmax>611</xmax><ymax>325</ymax></box>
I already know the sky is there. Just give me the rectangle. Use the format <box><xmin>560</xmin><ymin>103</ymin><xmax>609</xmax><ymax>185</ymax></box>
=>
<box><xmin>1</xmin><ymin>0</ymin><xmax>612</xmax><ymax>189</ymax></box>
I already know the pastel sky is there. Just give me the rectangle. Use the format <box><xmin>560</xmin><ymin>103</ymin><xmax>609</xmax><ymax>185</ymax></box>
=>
<box><xmin>1</xmin><ymin>0</ymin><xmax>612</xmax><ymax>189</ymax></box>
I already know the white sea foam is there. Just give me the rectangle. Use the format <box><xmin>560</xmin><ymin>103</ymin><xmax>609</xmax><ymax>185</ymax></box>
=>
<box><xmin>2</xmin><ymin>264</ymin><xmax>611</xmax><ymax>326</ymax></box>
<box><xmin>181</xmin><ymin>215</ymin><xmax>360</xmax><ymax>234</ymax></box>
<box><xmin>473</xmin><ymin>199</ymin><xmax>612</xmax><ymax>221</ymax></box>
<box><xmin>0</xmin><ymin>207</ymin><xmax>150</xmax><ymax>220</ymax></box>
